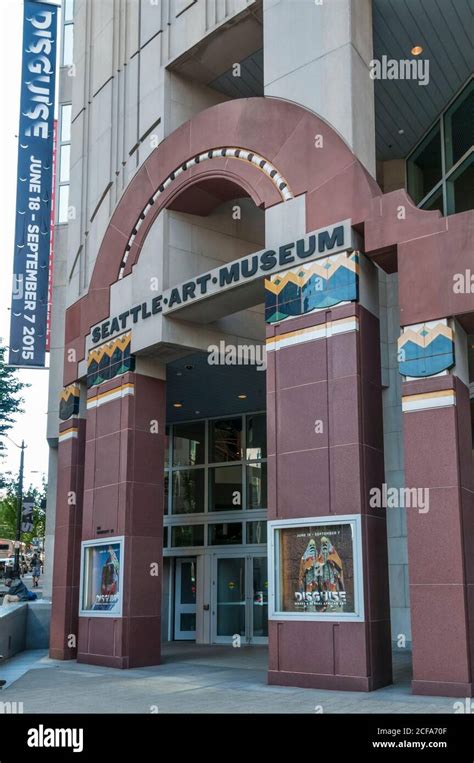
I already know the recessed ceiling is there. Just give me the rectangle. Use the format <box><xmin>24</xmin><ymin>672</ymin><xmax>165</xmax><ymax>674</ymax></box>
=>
<box><xmin>207</xmin><ymin>0</ymin><xmax>473</xmax><ymax>163</ymax></box>
<box><xmin>209</xmin><ymin>48</ymin><xmax>264</xmax><ymax>99</ymax></box>
<box><xmin>166</xmin><ymin>351</ymin><xmax>266</xmax><ymax>423</ymax></box>
<box><xmin>373</xmin><ymin>0</ymin><xmax>473</xmax><ymax>160</ymax></box>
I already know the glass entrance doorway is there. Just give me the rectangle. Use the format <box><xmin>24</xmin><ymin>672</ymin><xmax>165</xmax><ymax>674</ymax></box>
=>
<box><xmin>212</xmin><ymin>554</ymin><xmax>268</xmax><ymax>644</ymax></box>
<box><xmin>174</xmin><ymin>557</ymin><xmax>197</xmax><ymax>640</ymax></box>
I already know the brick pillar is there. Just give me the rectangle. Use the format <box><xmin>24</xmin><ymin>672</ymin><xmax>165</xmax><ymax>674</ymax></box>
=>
<box><xmin>266</xmin><ymin>300</ymin><xmax>392</xmax><ymax>690</ymax></box>
<box><xmin>77</xmin><ymin>371</ymin><xmax>166</xmax><ymax>668</ymax></box>
<box><xmin>402</xmin><ymin>374</ymin><xmax>474</xmax><ymax>696</ymax></box>
<box><xmin>50</xmin><ymin>385</ymin><xmax>85</xmax><ymax>660</ymax></box>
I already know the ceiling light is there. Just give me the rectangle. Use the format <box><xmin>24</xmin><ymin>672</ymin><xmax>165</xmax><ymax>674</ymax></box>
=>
<box><xmin>398</xmin><ymin>129</ymin><xmax>404</xmax><ymax>135</ymax></box>
<box><xmin>173</xmin><ymin>402</ymin><xmax>183</xmax><ymax>408</ymax></box>
<box><xmin>237</xmin><ymin>394</ymin><xmax>247</xmax><ymax>400</ymax></box>
<box><xmin>411</xmin><ymin>45</ymin><xmax>423</xmax><ymax>56</ymax></box>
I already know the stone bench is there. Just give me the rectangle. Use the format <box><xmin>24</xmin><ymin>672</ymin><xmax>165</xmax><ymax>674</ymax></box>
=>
<box><xmin>0</xmin><ymin>600</ymin><xmax>51</xmax><ymax>661</ymax></box>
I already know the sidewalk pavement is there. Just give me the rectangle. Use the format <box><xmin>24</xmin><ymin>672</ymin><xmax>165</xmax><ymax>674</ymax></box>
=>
<box><xmin>0</xmin><ymin>644</ymin><xmax>465</xmax><ymax>714</ymax></box>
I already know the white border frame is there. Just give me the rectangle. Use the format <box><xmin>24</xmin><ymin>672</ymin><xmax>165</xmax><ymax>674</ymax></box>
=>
<box><xmin>268</xmin><ymin>515</ymin><xmax>364</xmax><ymax>622</ymax></box>
<box><xmin>79</xmin><ymin>536</ymin><xmax>125</xmax><ymax>618</ymax></box>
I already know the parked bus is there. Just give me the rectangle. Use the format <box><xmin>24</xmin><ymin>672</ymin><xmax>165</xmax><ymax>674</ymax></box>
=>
<box><xmin>0</xmin><ymin>539</ymin><xmax>14</xmax><ymax>559</ymax></box>
<box><xmin>0</xmin><ymin>540</ymin><xmax>29</xmax><ymax>578</ymax></box>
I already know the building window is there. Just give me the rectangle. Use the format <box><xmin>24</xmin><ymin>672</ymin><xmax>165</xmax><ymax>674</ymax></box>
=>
<box><xmin>164</xmin><ymin>413</ymin><xmax>267</xmax><ymax>544</ymax></box>
<box><xmin>247</xmin><ymin>462</ymin><xmax>267</xmax><ymax>509</ymax></box>
<box><xmin>444</xmin><ymin>80</ymin><xmax>473</xmax><ymax>171</ymax></box>
<box><xmin>62</xmin><ymin>0</ymin><xmax>74</xmax><ymax>67</ymax></box>
<box><xmin>171</xmin><ymin>525</ymin><xmax>204</xmax><ymax>548</ymax></box>
<box><xmin>57</xmin><ymin>103</ymin><xmax>72</xmax><ymax>224</ymax></box>
<box><xmin>406</xmin><ymin>125</ymin><xmax>442</xmax><ymax>205</ymax></box>
<box><xmin>246</xmin><ymin>413</ymin><xmax>266</xmax><ymax>459</ymax></box>
<box><xmin>208</xmin><ymin>523</ymin><xmax>243</xmax><ymax>545</ymax></box>
<box><xmin>171</xmin><ymin>469</ymin><xmax>205</xmax><ymax>514</ymax></box>
<box><xmin>247</xmin><ymin>521</ymin><xmax>267</xmax><ymax>544</ymax></box>
<box><xmin>172</xmin><ymin>421</ymin><xmax>205</xmax><ymax>466</ymax></box>
<box><xmin>63</xmin><ymin>0</ymin><xmax>74</xmax><ymax>22</ymax></box>
<box><xmin>446</xmin><ymin>154</ymin><xmax>474</xmax><ymax>215</ymax></box>
<box><xmin>209</xmin><ymin>465</ymin><xmax>243</xmax><ymax>511</ymax></box>
<box><xmin>407</xmin><ymin>78</ymin><xmax>474</xmax><ymax>216</ymax></box>
<box><xmin>209</xmin><ymin>418</ymin><xmax>242</xmax><ymax>462</ymax></box>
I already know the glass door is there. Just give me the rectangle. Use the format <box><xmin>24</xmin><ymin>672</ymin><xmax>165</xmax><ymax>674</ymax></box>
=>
<box><xmin>250</xmin><ymin>556</ymin><xmax>268</xmax><ymax>643</ymax></box>
<box><xmin>212</xmin><ymin>554</ymin><xmax>268</xmax><ymax>644</ymax></box>
<box><xmin>174</xmin><ymin>557</ymin><xmax>197</xmax><ymax>640</ymax></box>
<box><xmin>214</xmin><ymin>556</ymin><xmax>246</xmax><ymax>643</ymax></box>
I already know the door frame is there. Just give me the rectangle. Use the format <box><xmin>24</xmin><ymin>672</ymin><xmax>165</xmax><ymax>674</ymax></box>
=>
<box><xmin>211</xmin><ymin>550</ymin><xmax>268</xmax><ymax>645</ymax></box>
<box><xmin>174</xmin><ymin>556</ymin><xmax>197</xmax><ymax>640</ymax></box>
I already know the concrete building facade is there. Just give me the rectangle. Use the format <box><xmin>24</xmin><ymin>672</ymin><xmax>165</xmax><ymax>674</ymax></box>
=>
<box><xmin>45</xmin><ymin>0</ymin><xmax>474</xmax><ymax>697</ymax></box>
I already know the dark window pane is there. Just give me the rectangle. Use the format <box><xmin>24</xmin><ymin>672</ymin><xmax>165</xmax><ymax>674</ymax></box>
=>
<box><xmin>421</xmin><ymin>187</ymin><xmax>444</xmax><ymax>214</ymax></box>
<box><xmin>447</xmin><ymin>155</ymin><xmax>474</xmax><ymax>215</ymax></box>
<box><xmin>209</xmin><ymin>523</ymin><xmax>243</xmax><ymax>545</ymax></box>
<box><xmin>164</xmin><ymin>471</ymin><xmax>169</xmax><ymax>514</ymax></box>
<box><xmin>210</xmin><ymin>418</ymin><xmax>242</xmax><ymax>462</ymax></box>
<box><xmin>407</xmin><ymin>125</ymin><xmax>442</xmax><ymax>204</ymax></box>
<box><xmin>163</xmin><ymin>526</ymin><xmax>168</xmax><ymax>548</ymax></box>
<box><xmin>253</xmin><ymin>557</ymin><xmax>268</xmax><ymax>636</ymax></box>
<box><xmin>247</xmin><ymin>521</ymin><xmax>267</xmax><ymax>544</ymax></box>
<box><xmin>246</xmin><ymin>413</ymin><xmax>266</xmax><ymax>459</ymax></box>
<box><xmin>216</xmin><ymin>557</ymin><xmax>245</xmax><ymax>637</ymax></box>
<box><xmin>247</xmin><ymin>462</ymin><xmax>267</xmax><ymax>509</ymax></box>
<box><xmin>180</xmin><ymin>613</ymin><xmax>196</xmax><ymax>631</ymax></box>
<box><xmin>180</xmin><ymin>561</ymin><xmax>196</xmax><ymax>603</ymax></box>
<box><xmin>172</xmin><ymin>421</ymin><xmax>205</xmax><ymax>466</ymax></box>
<box><xmin>171</xmin><ymin>525</ymin><xmax>204</xmax><ymax>547</ymax></box>
<box><xmin>172</xmin><ymin>469</ymin><xmax>205</xmax><ymax>514</ymax></box>
<box><xmin>444</xmin><ymin>81</ymin><xmax>474</xmax><ymax>170</ymax></box>
<box><xmin>209</xmin><ymin>465</ymin><xmax>242</xmax><ymax>511</ymax></box>
<box><xmin>164</xmin><ymin>426</ymin><xmax>170</xmax><ymax>468</ymax></box>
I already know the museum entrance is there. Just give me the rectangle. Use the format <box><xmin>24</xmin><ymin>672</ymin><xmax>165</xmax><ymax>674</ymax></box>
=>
<box><xmin>163</xmin><ymin>351</ymin><xmax>268</xmax><ymax>645</ymax></box>
<box><xmin>172</xmin><ymin>552</ymin><xmax>268</xmax><ymax>644</ymax></box>
<box><xmin>212</xmin><ymin>552</ymin><xmax>268</xmax><ymax>644</ymax></box>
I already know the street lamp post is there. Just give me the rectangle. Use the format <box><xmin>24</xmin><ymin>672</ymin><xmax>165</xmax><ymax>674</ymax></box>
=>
<box><xmin>5</xmin><ymin>436</ymin><xmax>28</xmax><ymax>578</ymax></box>
<box><xmin>14</xmin><ymin>440</ymin><xmax>26</xmax><ymax>577</ymax></box>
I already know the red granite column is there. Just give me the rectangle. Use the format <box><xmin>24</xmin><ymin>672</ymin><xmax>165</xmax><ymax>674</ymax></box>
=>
<box><xmin>50</xmin><ymin>389</ymin><xmax>85</xmax><ymax>660</ymax></box>
<box><xmin>402</xmin><ymin>374</ymin><xmax>474</xmax><ymax>696</ymax></box>
<box><xmin>77</xmin><ymin>371</ymin><xmax>165</xmax><ymax>668</ymax></box>
<box><xmin>267</xmin><ymin>302</ymin><xmax>392</xmax><ymax>690</ymax></box>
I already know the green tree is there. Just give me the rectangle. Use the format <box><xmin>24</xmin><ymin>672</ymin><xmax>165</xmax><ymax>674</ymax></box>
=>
<box><xmin>0</xmin><ymin>476</ymin><xmax>46</xmax><ymax>545</ymax></box>
<box><xmin>0</xmin><ymin>343</ymin><xmax>28</xmax><ymax>478</ymax></box>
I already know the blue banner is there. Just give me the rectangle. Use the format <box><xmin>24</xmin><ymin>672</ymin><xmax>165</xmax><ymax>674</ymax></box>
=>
<box><xmin>9</xmin><ymin>0</ymin><xmax>57</xmax><ymax>368</ymax></box>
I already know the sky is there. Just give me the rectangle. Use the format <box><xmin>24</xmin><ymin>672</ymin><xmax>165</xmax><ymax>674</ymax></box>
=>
<box><xmin>0</xmin><ymin>0</ymin><xmax>52</xmax><ymax>490</ymax></box>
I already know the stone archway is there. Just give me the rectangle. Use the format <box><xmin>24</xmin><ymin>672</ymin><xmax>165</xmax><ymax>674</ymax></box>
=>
<box><xmin>62</xmin><ymin>97</ymin><xmax>382</xmax><ymax>385</ymax></box>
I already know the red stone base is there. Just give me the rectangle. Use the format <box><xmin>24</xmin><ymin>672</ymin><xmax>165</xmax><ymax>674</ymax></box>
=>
<box><xmin>49</xmin><ymin>647</ymin><xmax>77</xmax><ymax>661</ymax></box>
<box><xmin>268</xmin><ymin>669</ymin><xmax>392</xmax><ymax>692</ymax></box>
<box><xmin>412</xmin><ymin>680</ymin><xmax>473</xmax><ymax>698</ymax></box>
<box><xmin>77</xmin><ymin>651</ymin><xmax>161</xmax><ymax>670</ymax></box>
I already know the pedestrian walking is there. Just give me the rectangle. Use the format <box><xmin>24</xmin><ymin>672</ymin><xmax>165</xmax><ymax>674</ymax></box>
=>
<box><xmin>31</xmin><ymin>554</ymin><xmax>41</xmax><ymax>588</ymax></box>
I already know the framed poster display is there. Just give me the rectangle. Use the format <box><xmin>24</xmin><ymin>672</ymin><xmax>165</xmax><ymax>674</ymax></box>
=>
<box><xmin>79</xmin><ymin>537</ymin><xmax>124</xmax><ymax>617</ymax></box>
<box><xmin>268</xmin><ymin>516</ymin><xmax>364</xmax><ymax>622</ymax></box>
